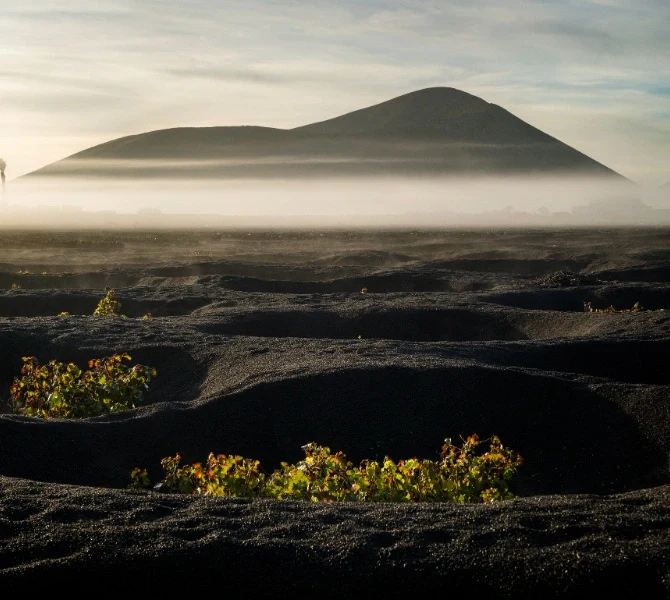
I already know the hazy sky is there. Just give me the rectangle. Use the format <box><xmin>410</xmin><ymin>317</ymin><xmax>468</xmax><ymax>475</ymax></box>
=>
<box><xmin>2</xmin><ymin>0</ymin><xmax>669</xmax><ymax>186</ymax></box>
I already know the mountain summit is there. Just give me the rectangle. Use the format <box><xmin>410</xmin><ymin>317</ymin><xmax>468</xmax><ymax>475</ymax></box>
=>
<box><xmin>292</xmin><ymin>87</ymin><xmax>493</xmax><ymax>136</ymax></box>
<box><xmin>22</xmin><ymin>87</ymin><xmax>624</xmax><ymax>180</ymax></box>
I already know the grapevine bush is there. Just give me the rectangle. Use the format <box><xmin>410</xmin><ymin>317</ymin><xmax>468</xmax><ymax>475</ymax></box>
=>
<box><xmin>583</xmin><ymin>301</ymin><xmax>665</xmax><ymax>313</ymax></box>
<box><xmin>130</xmin><ymin>434</ymin><xmax>523</xmax><ymax>503</ymax></box>
<box><xmin>10</xmin><ymin>353</ymin><xmax>157</xmax><ymax>418</ymax></box>
<box><xmin>93</xmin><ymin>287</ymin><xmax>124</xmax><ymax>316</ymax></box>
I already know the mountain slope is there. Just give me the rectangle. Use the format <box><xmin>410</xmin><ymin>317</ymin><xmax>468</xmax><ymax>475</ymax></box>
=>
<box><xmin>22</xmin><ymin>87</ymin><xmax>625</xmax><ymax>180</ymax></box>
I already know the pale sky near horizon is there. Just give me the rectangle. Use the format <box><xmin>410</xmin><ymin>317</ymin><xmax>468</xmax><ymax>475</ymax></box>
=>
<box><xmin>1</xmin><ymin>0</ymin><xmax>669</xmax><ymax>187</ymax></box>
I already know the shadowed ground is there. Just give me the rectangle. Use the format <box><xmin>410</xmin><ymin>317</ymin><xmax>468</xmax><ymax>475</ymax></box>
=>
<box><xmin>0</xmin><ymin>227</ymin><xmax>669</xmax><ymax>596</ymax></box>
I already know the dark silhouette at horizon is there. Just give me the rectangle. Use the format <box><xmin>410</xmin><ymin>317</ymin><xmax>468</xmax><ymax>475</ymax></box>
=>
<box><xmin>20</xmin><ymin>87</ymin><xmax>627</xmax><ymax>181</ymax></box>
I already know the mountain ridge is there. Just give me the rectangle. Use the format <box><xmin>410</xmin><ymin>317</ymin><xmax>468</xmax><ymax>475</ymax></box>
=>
<box><xmin>21</xmin><ymin>87</ymin><xmax>626</xmax><ymax>180</ymax></box>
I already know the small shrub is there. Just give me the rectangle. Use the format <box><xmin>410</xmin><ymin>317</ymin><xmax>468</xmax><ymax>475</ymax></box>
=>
<box><xmin>131</xmin><ymin>434</ymin><xmax>522</xmax><ymax>503</ymax></box>
<box><xmin>93</xmin><ymin>287</ymin><xmax>123</xmax><ymax>316</ymax></box>
<box><xmin>10</xmin><ymin>353</ymin><xmax>157</xmax><ymax>418</ymax></box>
<box><xmin>130</xmin><ymin>467</ymin><xmax>151</xmax><ymax>490</ymax></box>
<box><xmin>583</xmin><ymin>301</ymin><xmax>649</xmax><ymax>313</ymax></box>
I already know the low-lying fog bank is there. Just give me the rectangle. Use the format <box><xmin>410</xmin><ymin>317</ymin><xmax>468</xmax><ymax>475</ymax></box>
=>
<box><xmin>3</xmin><ymin>174</ymin><xmax>666</xmax><ymax>228</ymax></box>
